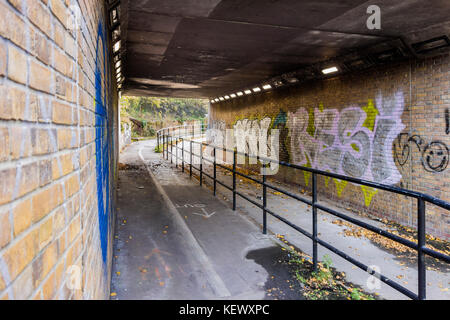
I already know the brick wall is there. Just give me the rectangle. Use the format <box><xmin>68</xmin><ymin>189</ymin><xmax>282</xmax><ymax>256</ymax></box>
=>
<box><xmin>210</xmin><ymin>54</ymin><xmax>450</xmax><ymax>240</ymax></box>
<box><xmin>0</xmin><ymin>0</ymin><xmax>118</xmax><ymax>299</ymax></box>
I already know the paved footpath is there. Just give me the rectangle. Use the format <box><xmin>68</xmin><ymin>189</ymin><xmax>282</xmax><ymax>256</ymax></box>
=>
<box><xmin>111</xmin><ymin>140</ymin><xmax>303</xmax><ymax>300</ymax></box>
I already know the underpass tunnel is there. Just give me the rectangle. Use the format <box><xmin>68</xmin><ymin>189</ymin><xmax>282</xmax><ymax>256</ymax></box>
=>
<box><xmin>0</xmin><ymin>0</ymin><xmax>449</xmax><ymax>300</ymax></box>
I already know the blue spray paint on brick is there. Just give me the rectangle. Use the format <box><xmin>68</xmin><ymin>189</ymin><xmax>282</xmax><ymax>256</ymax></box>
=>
<box><xmin>95</xmin><ymin>22</ymin><xmax>111</xmax><ymax>264</ymax></box>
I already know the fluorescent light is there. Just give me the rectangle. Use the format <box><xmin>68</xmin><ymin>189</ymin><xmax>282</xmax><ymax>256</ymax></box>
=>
<box><xmin>252</xmin><ymin>87</ymin><xmax>261</xmax><ymax>92</ymax></box>
<box><xmin>215</xmin><ymin>98</ymin><xmax>219</xmax><ymax>102</ymax></box>
<box><xmin>113</xmin><ymin>41</ymin><xmax>121</xmax><ymax>53</ymax></box>
<box><xmin>262</xmin><ymin>84</ymin><xmax>272</xmax><ymax>90</ymax></box>
<box><xmin>210</xmin><ymin>100</ymin><xmax>215</xmax><ymax>103</ymax></box>
<box><xmin>225</xmin><ymin>95</ymin><xmax>230</xmax><ymax>100</ymax></box>
<box><xmin>115</xmin><ymin>61</ymin><xmax>121</xmax><ymax>68</ymax></box>
<box><xmin>230</xmin><ymin>93</ymin><xmax>236</xmax><ymax>98</ymax></box>
<box><xmin>244</xmin><ymin>90</ymin><xmax>252</xmax><ymax>95</ymax></box>
<box><xmin>322</xmin><ymin>66</ymin><xmax>338</xmax><ymax>74</ymax></box>
<box><xmin>237</xmin><ymin>92</ymin><xmax>243</xmax><ymax>96</ymax></box>
<box><xmin>219</xmin><ymin>97</ymin><xmax>224</xmax><ymax>101</ymax></box>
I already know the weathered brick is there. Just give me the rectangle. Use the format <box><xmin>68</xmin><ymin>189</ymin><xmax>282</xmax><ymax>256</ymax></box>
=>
<box><xmin>32</xmin><ymin>241</ymin><xmax>57</xmax><ymax>287</ymax></box>
<box><xmin>32</xmin><ymin>183</ymin><xmax>62</xmax><ymax>222</ymax></box>
<box><xmin>0</xmin><ymin>127</ymin><xmax>9</xmax><ymax>161</ymax></box>
<box><xmin>31</xmin><ymin>129</ymin><xmax>48</xmax><ymax>155</ymax></box>
<box><xmin>50</xmin><ymin>0</ymin><xmax>67</xmax><ymax>28</ymax></box>
<box><xmin>38</xmin><ymin>218</ymin><xmax>53</xmax><ymax>249</ymax></box>
<box><xmin>5</xmin><ymin>86</ymin><xmax>37</xmax><ymax>122</ymax></box>
<box><xmin>53</xmin><ymin>22</ymin><xmax>65</xmax><ymax>50</ymax></box>
<box><xmin>42</xmin><ymin>270</ymin><xmax>56</xmax><ymax>299</ymax></box>
<box><xmin>15</xmin><ymin>162</ymin><xmax>40</xmax><ymax>198</ymax></box>
<box><xmin>0</xmin><ymin>208</ymin><xmax>11</xmax><ymax>249</ymax></box>
<box><xmin>0</xmin><ymin>4</ymin><xmax>27</xmax><ymax>49</ymax></box>
<box><xmin>0</xmin><ymin>270</ymin><xmax>6</xmax><ymax>291</ymax></box>
<box><xmin>2</xmin><ymin>229</ymin><xmax>38</xmax><ymax>280</ymax></box>
<box><xmin>8</xmin><ymin>45</ymin><xmax>27</xmax><ymax>85</ymax></box>
<box><xmin>52</xmin><ymin>101</ymin><xmax>73</xmax><ymax>124</ymax></box>
<box><xmin>7</xmin><ymin>0</ymin><xmax>23</xmax><ymax>12</ymax></box>
<box><xmin>68</xmin><ymin>215</ymin><xmax>80</xmax><ymax>244</ymax></box>
<box><xmin>30</xmin><ymin>28</ymin><xmax>51</xmax><ymax>65</ymax></box>
<box><xmin>52</xmin><ymin>207</ymin><xmax>65</xmax><ymax>234</ymax></box>
<box><xmin>0</xmin><ymin>40</ymin><xmax>6</xmax><ymax>77</ymax></box>
<box><xmin>11</xmin><ymin>264</ymin><xmax>34</xmax><ymax>300</ymax></box>
<box><xmin>57</xmin><ymin>127</ymin><xmax>78</xmax><ymax>150</ymax></box>
<box><xmin>30</xmin><ymin>60</ymin><xmax>53</xmax><ymax>93</ymax></box>
<box><xmin>52</xmin><ymin>152</ymin><xmax>75</xmax><ymax>179</ymax></box>
<box><xmin>39</xmin><ymin>159</ymin><xmax>53</xmax><ymax>187</ymax></box>
<box><xmin>26</xmin><ymin>0</ymin><xmax>52</xmax><ymax>38</ymax></box>
<box><xmin>0</xmin><ymin>167</ymin><xmax>16</xmax><ymax>205</ymax></box>
<box><xmin>13</xmin><ymin>198</ymin><xmax>32</xmax><ymax>236</ymax></box>
<box><xmin>35</xmin><ymin>95</ymin><xmax>52</xmax><ymax>123</ymax></box>
<box><xmin>9</xmin><ymin>126</ymin><xmax>32</xmax><ymax>159</ymax></box>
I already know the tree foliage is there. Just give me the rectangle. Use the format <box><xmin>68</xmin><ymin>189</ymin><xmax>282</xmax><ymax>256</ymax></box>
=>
<box><xmin>120</xmin><ymin>96</ymin><xmax>209</xmax><ymax>123</ymax></box>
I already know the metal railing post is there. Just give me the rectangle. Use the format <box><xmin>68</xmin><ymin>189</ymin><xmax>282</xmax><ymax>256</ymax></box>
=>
<box><xmin>163</xmin><ymin>133</ymin><xmax>165</xmax><ymax>159</ymax></box>
<box><xmin>262</xmin><ymin>162</ymin><xmax>267</xmax><ymax>234</ymax></box>
<box><xmin>213</xmin><ymin>146</ymin><xmax>217</xmax><ymax>196</ymax></box>
<box><xmin>181</xmin><ymin>138</ymin><xmax>184</xmax><ymax>173</ymax></box>
<box><xmin>165</xmin><ymin>130</ymin><xmax>168</xmax><ymax>160</ymax></box>
<box><xmin>175</xmin><ymin>137</ymin><xmax>178</xmax><ymax>168</ymax></box>
<box><xmin>232</xmin><ymin>149</ymin><xmax>237</xmax><ymax>211</ymax></box>
<box><xmin>312</xmin><ymin>172</ymin><xmax>318</xmax><ymax>271</ymax></box>
<box><xmin>170</xmin><ymin>135</ymin><xmax>173</xmax><ymax>164</ymax></box>
<box><xmin>418</xmin><ymin>198</ymin><xmax>426</xmax><ymax>300</ymax></box>
<box><xmin>200</xmin><ymin>143</ymin><xmax>203</xmax><ymax>186</ymax></box>
<box><xmin>190</xmin><ymin>140</ymin><xmax>193</xmax><ymax>178</ymax></box>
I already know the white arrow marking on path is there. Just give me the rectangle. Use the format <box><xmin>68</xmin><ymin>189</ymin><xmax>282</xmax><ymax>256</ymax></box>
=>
<box><xmin>192</xmin><ymin>208</ymin><xmax>216</xmax><ymax>219</ymax></box>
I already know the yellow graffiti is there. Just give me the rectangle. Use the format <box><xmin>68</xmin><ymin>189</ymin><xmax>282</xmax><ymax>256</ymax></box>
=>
<box><xmin>333</xmin><ymin>179</ymin><xmax>348</xmax><ymax>197</ymax></box>
<box><xmin>361</xmin><ymin>186</ymin><xmax>379</xmax><ymax>207</ymax></box>
<box><xmin>318</xmin><ymin>102</ymin><xmax>324</xmax><ymax>113</ymax></box>
<box><xmin>324</xmin><ymin>175</ymin><xmax>331</xmax><ymax>188</ymax></box>
<box><xmin>362</xmin><ymin>99</ymin><xmax>379</xmax><ymax>131</ymax></box>
<box><xmin>303</xmin><ymin>156</ymin><xmax>312</xmax><ymax>186</ymax></box>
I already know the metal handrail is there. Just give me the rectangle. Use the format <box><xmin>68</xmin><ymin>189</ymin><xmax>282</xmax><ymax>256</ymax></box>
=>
<box><xmin>157</xmin><ymin>124</ymin><xmax>450</xmax><ymax>300</ymax></box>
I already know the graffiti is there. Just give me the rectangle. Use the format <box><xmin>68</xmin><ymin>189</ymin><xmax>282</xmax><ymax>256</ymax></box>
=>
<box><xmin>287</xmin><ymin>93</ymin><xmax>405</xmax><ymax>186</ymax></box>
<box><xmin>285</xmin><ymin>93</ymin><xmax>405</xmax><ymax>206</ymax></box>
<box><xmin>394</xmin><ymin>134</ymin><xmax>449</xmax><ymax>173</ymax></box>
<box><xmin>207</xmin><ymin>120</ymin><xmax>226</xmax><ymax>148</ymax></box>
<box><xmin>272</xmin><ymin>110</ymin><xmax>290</xmax><ymax>163</ymax></box>
<box><xmin>120</xmin><ymin>123</ymin><xmax>131</xmax><ymax>149</ymax></box>
<box><xmin>94</xmin><ymin>22</ymin><xmax>112</xmax><ymax>264</ymax></box>
<box><xmin>233</xmin><ymin>117</ymin><xmax>279</xmax><ymax>173</ymax></box>
<box><xmin>446</xmin><ymin>108</ymin><xmax>449</xmax><ymax>135</ymax></box>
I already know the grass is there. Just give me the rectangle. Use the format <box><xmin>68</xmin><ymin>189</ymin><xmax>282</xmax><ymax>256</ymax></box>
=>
<box><xmin>154</xmin><ymin>145</ymin><xmax>163</xmax><ymax>153</ymax></box>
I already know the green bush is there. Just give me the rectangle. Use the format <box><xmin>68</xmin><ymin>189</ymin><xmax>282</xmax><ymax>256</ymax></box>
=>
<box><xmin>154</xmin><ymin>145</ymin><xmax>163</xmax><ymax>153</ymax></box>
<box><xmin>142</xmin><ymin>123</ymin><xmax>156</xmax><ymax>137</ymax></box>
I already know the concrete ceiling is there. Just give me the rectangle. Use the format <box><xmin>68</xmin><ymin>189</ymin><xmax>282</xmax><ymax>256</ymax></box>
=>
<box><xmin>117</xmin><ymin>0</ymin><xmax>450</xmax><ymax>98</ymax></box>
